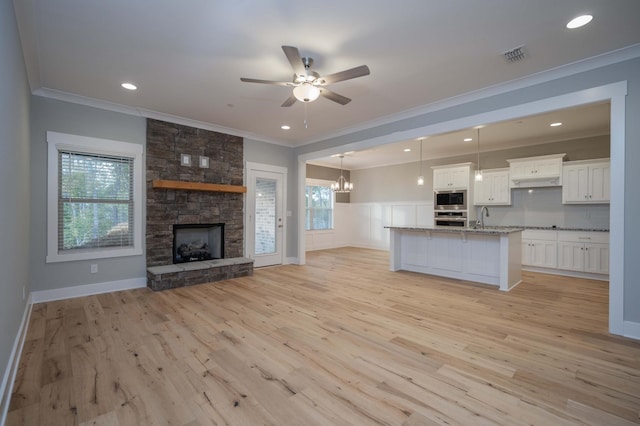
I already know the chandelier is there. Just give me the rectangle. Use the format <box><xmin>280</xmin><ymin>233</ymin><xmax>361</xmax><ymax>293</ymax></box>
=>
<box><xmin>331</xmin><ymin>155</ymin><xmax>353</xmax><ymax>193</ymax></box>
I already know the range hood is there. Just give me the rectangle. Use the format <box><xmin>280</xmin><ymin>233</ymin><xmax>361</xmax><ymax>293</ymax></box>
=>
<box><xmin>510</xmin><ymin>175</ymin><xmax>561</xmax><ymax>188</ymax></box>
<box><xmin>507</xmin><ymin>153</ymin><xmax>565</xmax><ymax>188</ymax></box>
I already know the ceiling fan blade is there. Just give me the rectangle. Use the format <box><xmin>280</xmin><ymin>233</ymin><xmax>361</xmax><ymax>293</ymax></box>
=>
<box><xmin>319</xmin><ymin>88</ymin><xmax>351</xmax><ymax>105</ymax></box>
<box><xmin>282</xmin><ymin>45</ymin><xmax>306</xmax><ymax>78</ymax></box>
<box><xmin>281</xmin><ymin>94</ymin><xmax>297</xmax><ymax>107</ymax></box>
<box><xmin>240</xmin><ymin>77</ymin><xmax>291</xmax><ymax>86</ymax></box>
<box><xmin>317</xmin><ymin>65</ymin><xmax>370</xmax><ymax>85</ymax></box>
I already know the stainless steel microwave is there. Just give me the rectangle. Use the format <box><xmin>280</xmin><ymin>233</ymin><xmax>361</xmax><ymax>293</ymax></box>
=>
<box><xmin>434</xmin><ymin>189</ymin><xmax>467</xmax><ymax>210</ymax></box>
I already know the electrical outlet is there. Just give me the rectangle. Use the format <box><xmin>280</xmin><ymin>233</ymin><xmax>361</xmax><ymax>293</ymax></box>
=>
<box><xmin>91</xmin><ymin>264</ymin><xmax>98</xmax><ymax>274</ymax></box>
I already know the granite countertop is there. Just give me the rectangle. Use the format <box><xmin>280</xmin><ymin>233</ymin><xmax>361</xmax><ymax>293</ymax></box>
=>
<box><xmin>485</xmin><ymin>225</ymin><xmax>610</xmax><ymax>232</ymax></box>
<box><xmin>386</xmin><ymin>225</ymin><xmax>610</xmax><ymax>234</ymax></box>
<box><xmin>385</xmin><ymin>226</ymin><xmax>524</xmax><ymax>235</ymax></box>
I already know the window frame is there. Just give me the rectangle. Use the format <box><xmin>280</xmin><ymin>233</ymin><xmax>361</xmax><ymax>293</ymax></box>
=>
<box><xmin>305</xmin><ymin>178</ymin><xmax>335</xmax><ymax>231</ymax></box>
<box><xmin>46</xmin><ymin>131</ymin><xmax>144</xmax><ymax>263</ymax></box>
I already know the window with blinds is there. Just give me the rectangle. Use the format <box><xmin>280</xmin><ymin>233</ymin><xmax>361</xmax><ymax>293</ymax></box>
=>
<box><xmin>58</xmin><ymin>151</ymin><xmax>134</xmax><ymax>251</ymax></box>
<box><xmin>305</xmin><ymin>183</ymin><xmax>334</xmax><ymax>230</ymax></box>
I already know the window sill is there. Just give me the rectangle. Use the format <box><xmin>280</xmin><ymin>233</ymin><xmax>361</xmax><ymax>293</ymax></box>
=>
<box><xmin>46</xmin><ymin>246</ymin><xmax>143</xmax><ymax>263</ymax></box>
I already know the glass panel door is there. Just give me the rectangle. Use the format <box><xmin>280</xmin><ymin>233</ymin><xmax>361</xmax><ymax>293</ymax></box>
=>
<box><xmin>246</xmin><ymin>164</ymin><xmax>285</xmax><ymax>267</ymax></box>
<box><xmin>255</xmin><ymin>178</ymin><xmax>277</xmax><ymax>255</ymax></box>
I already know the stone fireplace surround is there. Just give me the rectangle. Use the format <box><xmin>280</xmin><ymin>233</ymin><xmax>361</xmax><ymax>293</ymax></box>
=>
<box><xmin>145</xmin><ymin>119</ymin><xmax>253</xmax><ymax>290</ymax></box>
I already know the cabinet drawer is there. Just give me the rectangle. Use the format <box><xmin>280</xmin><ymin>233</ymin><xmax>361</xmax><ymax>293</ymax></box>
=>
<box><xmin>522</xmin><ymin>230</ymin><xmax>558</xmax><ymax>241</ymax></box>
<box><xmin>557</xmin><ymin>231</ymin><xmax>608</xmax><ymax>244</ymax></box>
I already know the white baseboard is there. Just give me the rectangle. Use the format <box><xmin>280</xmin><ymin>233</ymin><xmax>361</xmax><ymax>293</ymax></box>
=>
<box><xmin>1</xmin><ymin>294</ymin><xmax>33</xmax><ymax>426</ymax></box>
<box><xmin>623</xmin><ymin>320</ymin><xmax>640</xmax><ymax>340</ymax></box>
<box><xmin>31</xmin><ymin>277</ymin><xmax>147</xmax><ymax>304</ymax></box>
<box><xmin>285</xmin><ymin>257</ymin><xmax>299</xmax><ymax>265</ymax></box>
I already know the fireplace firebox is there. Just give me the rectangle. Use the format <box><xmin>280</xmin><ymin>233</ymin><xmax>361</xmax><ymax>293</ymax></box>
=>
<box><xmin>173</xmin><ymin>223</ymin><xmax>224</xmax><ymax>264</ymax></box>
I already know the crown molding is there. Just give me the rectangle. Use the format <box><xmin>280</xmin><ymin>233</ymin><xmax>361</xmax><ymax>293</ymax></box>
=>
<box><xmin>31</xmin><ymin>87</ymin><xmax>293</xmax><ymax>147</ymax></box>
<box><xmin>296</xmin><ymin>43</ymin><xmax>640</xmax><ymax>148</ymax></box>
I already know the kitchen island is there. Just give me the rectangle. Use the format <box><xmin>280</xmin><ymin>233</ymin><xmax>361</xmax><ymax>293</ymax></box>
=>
<box><xmin>387</xmin><ymin>226</ymin><xmax>523</xmax><ymax>291</ymax></box>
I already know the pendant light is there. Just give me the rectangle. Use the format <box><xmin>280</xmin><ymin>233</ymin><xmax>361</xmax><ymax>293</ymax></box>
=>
<box><xmin>417</xmin><ymin>138</ymin><xmax>425</xmax><ymax>186</ymax></box>
<box><xmin>331</xmin><ymin>155</ymin><xmax>353</xmax><ymax>193</ymax></box>
<box><xmin>475</xmin><ymin>127</ymin><xmax>483</xmax><ymax>181</ymax></box>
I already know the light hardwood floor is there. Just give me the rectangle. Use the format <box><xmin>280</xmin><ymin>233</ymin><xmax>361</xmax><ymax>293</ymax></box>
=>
<box><xmin>7</xmin><ymin>248</ymin><xmax>640</xmax><ymax>425</ymax></box>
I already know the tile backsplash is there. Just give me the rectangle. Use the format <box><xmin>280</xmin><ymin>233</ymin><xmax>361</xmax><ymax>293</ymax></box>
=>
<box><xmin>479</xmin><ymin>187</ymin><xmax>610</xmax><ymax>230</ymax></box>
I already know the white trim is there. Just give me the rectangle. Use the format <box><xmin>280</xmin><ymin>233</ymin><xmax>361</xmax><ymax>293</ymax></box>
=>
<box><xmin>30</xmin><ymin>45</ymin><xmax>640</xmax><ymax>150</ymax></box>
<box><xmin>46</xmin><ymin>131</ymin><xmax>144</xmax><ymax>263</ymax></box>
<box><xmin>297</xmin><ymin>44</ymin><xmax>640</xmax><ymax>147</ymax></box>
<box><xmin>33</xmin><ymin>88</ymin><xmax>291</xmax><ymax>147</ymax></box>
<box><xmin>31</xmin><ymin>277</ymin><xmax>147</xmax><ymax>304</ymax></box>
<box><xmin>522</xmin><ymin>266</ymin><xmax>608</xmax><ymax>281</ymax></box>
<box><xmin>0</xmin><ymin>295</ymin><xmax>33</xmax><ymax>426</ymax></box>
<box><xmin>244</xmin><ymin>162</ymin><xmax>288</xmax><ymax>267</ymax></box>
<box><xmin>623</xmin><ymin>321</ymin><xmax>640</xmax><ymax>341</ymax></box>
<box><xmin>285</xmin><ymin>257</ymin><xmax>299</xmax><ymax>265</ymax></box>
<box><xmin>305</xmin><ymin>177</ymin><xmax>335</xmax><ymax>187</ymax></box>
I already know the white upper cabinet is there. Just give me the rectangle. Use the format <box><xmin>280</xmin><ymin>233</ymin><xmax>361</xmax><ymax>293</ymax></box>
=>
<box><xmin>507</xmin><ymin>154</ymin><xmax>565</xmax><ymax>188</ymax></box>
<box><xmin>562</xmin><ymin>159</ymin><xmax>610</xmax><ymax>204</ymax></box>
<box><xmin>432</xmin><ymin>163</ymin><xmax>473</xmax><ymax>190</ymax></box>
<box><xmin>474</xmin><ymin>168</ymin><xmax>511</xmax><ymax>205</ymax></box>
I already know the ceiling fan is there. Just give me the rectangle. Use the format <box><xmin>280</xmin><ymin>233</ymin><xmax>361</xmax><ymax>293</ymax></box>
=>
<box><xmin>240</xmin><ymin>45</ymin><xmax>370</xmax><ymax>107</ymax></box>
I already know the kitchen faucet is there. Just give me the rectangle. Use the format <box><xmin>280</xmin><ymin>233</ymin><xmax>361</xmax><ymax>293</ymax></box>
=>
<box><xmin>479</xmin><ymin>205</ymin><xmax>489</xmax><ymax>229</ymax></box>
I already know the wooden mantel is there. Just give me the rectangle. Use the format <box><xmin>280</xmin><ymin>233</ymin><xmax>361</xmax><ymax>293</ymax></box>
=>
<box><xmin>152</xmin><ymin>179</ymin><xmax>247</xmax><ymax>193</ymax></box>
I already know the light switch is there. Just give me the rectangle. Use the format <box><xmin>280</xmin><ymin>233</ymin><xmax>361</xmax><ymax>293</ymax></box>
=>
<box><xmin>180</xmin><ymin>153</ymin><xmax>191</xmax><ymax>166</ymax></box>
<box><xmin>199</xmin><ymin>156</ymin><xmax>209</xmax><ymax>168</ymax></box>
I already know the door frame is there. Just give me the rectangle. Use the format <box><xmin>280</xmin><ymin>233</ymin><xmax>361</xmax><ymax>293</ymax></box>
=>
<box><xmin>245</xmin><ymin>162</ymin><xmax>288</xmax><ymax>266</ymax></box>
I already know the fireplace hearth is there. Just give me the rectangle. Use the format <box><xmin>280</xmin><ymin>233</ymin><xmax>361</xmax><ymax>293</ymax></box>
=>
<box><xmin>173</xmin><ymin>223</ymin><xmax>224</xmax><ymax>264</ymax></box>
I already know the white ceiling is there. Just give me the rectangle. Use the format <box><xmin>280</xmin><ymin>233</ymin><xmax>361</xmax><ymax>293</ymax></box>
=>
<box><xmin>308</xmin><ymin>101</ymin><xmax>611</xmax><ymax>170</ymax></box>
<box><xmin>13</xmin><ymin>0</ymin><xmax>640</xmax><ymax>150</ymax></box>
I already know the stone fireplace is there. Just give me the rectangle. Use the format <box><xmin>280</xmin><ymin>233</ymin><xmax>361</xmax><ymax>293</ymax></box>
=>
<box><xmin>145</xmin><ymin>119</ymin><xmax>253</xmax><ymax>290</ymax></box>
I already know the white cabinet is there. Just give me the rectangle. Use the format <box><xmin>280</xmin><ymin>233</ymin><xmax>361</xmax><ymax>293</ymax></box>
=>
<box><xmin>474</xmin><ymin>168</ymin><xmax>510</xmax><ymax>205</ymax></box>
<box><xmin>432</xmin><ymin>163</ymin><xmax>473</xmax><ymax>190</ymax></box>
<box><xmin>557</xmin><ymin>231</ymin><xmax>609</xmax><ymax>274</ymax></box>
<box><xmin>521</xmin><ymin>230</ymin><xmax>557</xmax><ymax>269</ymax></box>
<box><xmin>562</xmin><ymin>159</ymin><xmax>610</xmax><ymax>204</ymax></box>
<box><xmin>507</xmin><ymin>154</ymin><xmax>565</xmax><ymax>188</ymax></box>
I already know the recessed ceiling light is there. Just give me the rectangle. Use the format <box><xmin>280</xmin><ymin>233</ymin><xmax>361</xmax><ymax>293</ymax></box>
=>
<box><xmin>464</xmin><ymin>138</ymin><xmax>473</xmax><ymax>142</ymax></box>
<box><xmin>566</xmin><ymin>15</ymin><xmax>593</xmax><ymax>29</ymax></box>
<box><xmin>550</xmin><ymin>122</ymin><xmax>563</xmax><ymax>127</ymax></box>
<box><xmin>121</xmin><ymin>82</ymin><xmax>137</xmax><ymax>90</ymax></box>
<box><xmin>403</xmin><ymin>148</ymin><xmax>411</xmax><ymax>152</ymax></box>
<box><xmin>281</xmin><ymin>125</ymin><xmax>290</xmax><ymax>130</ymax></box>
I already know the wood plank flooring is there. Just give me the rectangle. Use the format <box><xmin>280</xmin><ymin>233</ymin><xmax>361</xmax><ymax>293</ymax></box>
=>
<box><xmin>7</xmin><ymin>248</ymin><xmax>640</xmax><ymax>425</ymax></box>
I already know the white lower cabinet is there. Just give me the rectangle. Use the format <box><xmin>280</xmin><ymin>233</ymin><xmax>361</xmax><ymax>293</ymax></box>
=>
<box><xmin>557</xmin><ymin>231</ymin><xmax>609</xmax><ymax>274</ymax></box>
<box><xmin>522</xmin><ymin>230</ymin><xmax>609</xmax><ymax>277</ymax></box>
<box><xmin>522</xmin><ymin>230</ymin><xmax>557</xmax><ymax>269</ymax></box>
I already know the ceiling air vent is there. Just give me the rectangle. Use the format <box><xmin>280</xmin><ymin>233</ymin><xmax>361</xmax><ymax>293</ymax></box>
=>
<box><xmin>503</xmin><ymin>45</ymin><xmax>527</xmax><ymax>63</ymax></box>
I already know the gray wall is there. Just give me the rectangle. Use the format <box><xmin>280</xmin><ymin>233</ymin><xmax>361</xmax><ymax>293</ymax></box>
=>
<box><xmin>0</xmin><ymin>0</ymin><xmax>31</xmax><ymax>396</ymax></box>
<box><xmin>296</xmin><ymin>57</ymin><xmax>640</xmax><ymax>323</ymax></box>
<box><xmin>351</xmin><ymin>135</ymin><xmax>609</xmax><ymax>203</ymax></box>
<box><xmin>30</xmin><ymin>96</ymin><xmax>147</xmax><ymax>291</ymax></box>
<box><xmin>244</xmin><ymin>138</ymin><xmax>298</xmax><ymax>259</ymax></box>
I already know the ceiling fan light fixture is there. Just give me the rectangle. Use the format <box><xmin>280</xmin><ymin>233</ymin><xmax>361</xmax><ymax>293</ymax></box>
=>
<box><xmin>567</xmin><ymin>15</ymin><xmax>593</xmax><ymax>29</ymax></box>
<box><xmin>293</xmin><ymin>84</ymin><xmax>320</xmax><ymax>103</ymax></box>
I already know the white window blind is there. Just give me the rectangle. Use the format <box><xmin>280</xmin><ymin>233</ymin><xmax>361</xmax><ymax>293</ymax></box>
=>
<box><xmin>58</xmin><ymin>150</ymin><xmax>134</xmax><ymax>252</ymax></box>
